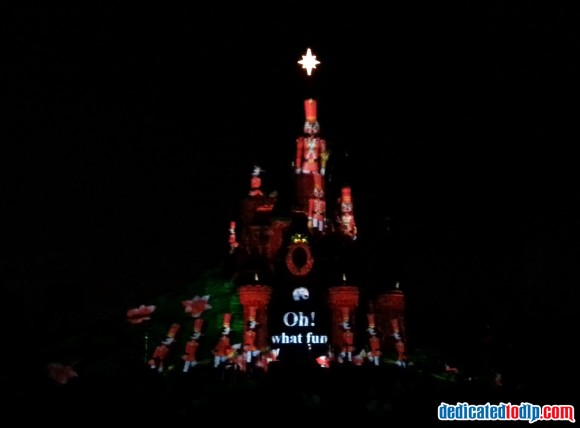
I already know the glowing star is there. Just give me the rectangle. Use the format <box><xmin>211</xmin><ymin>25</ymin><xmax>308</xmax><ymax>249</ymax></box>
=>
<box><xmin>298</xmin><ymin>48</ymin><xmax>320</xmax><ymax>76</ymax></box>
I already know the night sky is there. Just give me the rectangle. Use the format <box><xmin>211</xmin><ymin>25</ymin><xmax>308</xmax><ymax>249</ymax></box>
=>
<box><xmin>3</xmin><ymin>3</ymin><xmax>579</xmax><ymax>365</ymax></box>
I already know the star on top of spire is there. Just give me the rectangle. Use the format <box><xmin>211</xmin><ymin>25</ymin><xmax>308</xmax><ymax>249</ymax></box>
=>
<box><xmin>298</xmin><ymin>48</ymin><xmax>320</xmax><ymax>76</ymax></box>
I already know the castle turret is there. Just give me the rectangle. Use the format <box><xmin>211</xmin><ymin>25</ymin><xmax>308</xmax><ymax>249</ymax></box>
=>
<box><xmin>238</xmin><ymin>274</ymin><xmax>273</xmax><ymax>351</ymax></box>
<box><xmin>375</xmin><ymin>283</ymin><xmax>407</xmax><ymax>365</ymax></box>
<box><xmin>294</xmin><ymin>99</ymin><xmax>328</xmax><ymax>218</ymax></box>
<box><xmin>328</xmin><ymin>274</ymin><xmax>359</xmax><ymax>352</ymax></box>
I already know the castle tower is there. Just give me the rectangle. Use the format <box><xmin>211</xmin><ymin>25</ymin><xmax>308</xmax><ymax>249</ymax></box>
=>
<box><xmin>328</xmin><ymin>274</ymin><xmax>359</xmax><ymax>350</ymax></box>
<box><xmin>375</xmin><ymin>283</ymin><xmax>407</xmax><ymax>363</ymax></box>
<box><xmin>294</xmin><ymin>99</ymin><xmax>328</xmax><ymax>217</ymax></box>
<box><xmin>238</xmin><ymin>276</ymin><xmax>273</xmax><ymax>350</ymax></box>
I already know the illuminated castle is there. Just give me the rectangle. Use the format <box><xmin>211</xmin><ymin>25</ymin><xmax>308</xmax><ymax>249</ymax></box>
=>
<box><xmin>227</xmin><ymin>98</ymin><xmax>408</xmax><ymax>367</ymax></box>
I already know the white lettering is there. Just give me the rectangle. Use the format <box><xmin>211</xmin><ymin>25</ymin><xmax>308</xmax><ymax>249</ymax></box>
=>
<box><xmin>271</xmin><ymin>332</ymin><xmax>328</xmax><ymax>345</ymax></box>
<box><xmin>283</xmin><ymin>311</ymin><xmax>315</xmax><ymax>327</ymax></box>
<box><xmin>283</xmin><ymin>312</ymin><xmax>298</xmax><ymax>327</ymax></box>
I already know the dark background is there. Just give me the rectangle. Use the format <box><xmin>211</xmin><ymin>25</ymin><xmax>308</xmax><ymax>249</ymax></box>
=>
<box><xmin>2</xmin><ymin>3</ymin><xmax>579</xmax><ymax>373</ymax></box>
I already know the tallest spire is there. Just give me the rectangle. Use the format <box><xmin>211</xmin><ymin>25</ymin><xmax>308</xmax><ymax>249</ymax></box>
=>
<box><xmin>295</xmin><ymin>99</ymin><xmax>327</xmax><ymax>176</ymax></box>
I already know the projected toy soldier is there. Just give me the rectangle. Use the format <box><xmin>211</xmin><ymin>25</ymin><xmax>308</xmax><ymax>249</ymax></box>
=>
<box><xmin>338</xmin><ymin>186</ymin><xmax>357</xmax><ymax>239</ymax></box>
<box><xmin>161</xmin><ymin>323</ymin><xmax>181</xmax><ymax>345</ymax></box>
<box><xmin>148</xmin><ymin>343</ymin><xmax>170</xmax><ymax>373</ymax></box>
<box><xmin>255</xmin><ymin>348</ymin><xmax>279</xmax><ymax>373</ymax></box>
<box><xmin>182</xmin><ymin>318</ymin><xmax>204</xmax><ymax>372</ymax></box>
<box><xmin>243</xmin><ymin>307</ymin><xmax>260</xmax><ymax>365</ymax></box>
<box><xmin>391</xmin><ymin>318</ymin><xmax>407</xmax><ymax>368</ymax></box>
<box><xmin>339</xmin><ymin>308</ymin><xmax>355</xmax><ymax>363</ymax></box>
<box><xmin>307</xmin><ymin>173</ymin><xmax>326</xmax><ymax>232</ymax></box>
<box><xmin>148</xmin><ymin>323</ymin><xmax>181</xmax><ymax>372</ymax></box>
<box><xmin>366</xmin><ymin>314</ymin><xmax>382</xmax><ymax>366</ymax></box>
<box><xmin>213</xmin><ymin>313</ymin><xmax>234</xmax><ymax>368</ymax></box>
<box><xmin>228</xmin><ymin>221</ymin><xmax>239</xmax><ymax>254</ymax></box>
<box><xmin>296</xmin><ymin>99</ymin><xmax>328</xmax><ymax>175</ymax></box>
<box><xmin>249</xmin><ymin>165</ymin><xmax>264</xmax><ymax>197</ymax></box>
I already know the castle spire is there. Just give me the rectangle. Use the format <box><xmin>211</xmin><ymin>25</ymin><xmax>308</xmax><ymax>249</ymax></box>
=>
<box><xmin>293</xmin><ymin>99</ymin><xmax>329</xmax><ymax>217</ymax></box>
